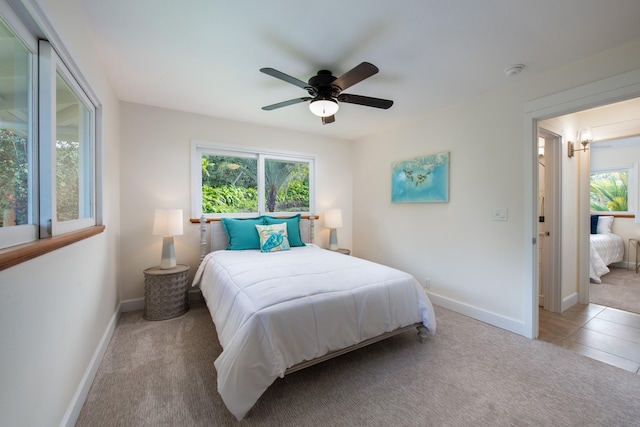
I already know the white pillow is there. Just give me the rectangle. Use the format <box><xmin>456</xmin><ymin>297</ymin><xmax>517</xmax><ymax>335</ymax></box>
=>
<box><xmin>597</xmin><ymin>215</ymin><xmax>614</xmax><ymax>234</ymax></box>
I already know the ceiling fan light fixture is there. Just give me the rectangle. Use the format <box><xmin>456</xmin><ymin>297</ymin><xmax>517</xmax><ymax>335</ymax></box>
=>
<box><xmin>309</xmin><ymin>98</ymin><xmax>339</xmax><ymax>117</ymax></box>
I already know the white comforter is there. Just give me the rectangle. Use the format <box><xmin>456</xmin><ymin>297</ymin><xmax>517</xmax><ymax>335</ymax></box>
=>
<box><xmin>589</xmin><ymin>233</ymin><xmax>624</xmax><ymax>283</ymax></box>
<box><xmin>192</xmin><ymin>244</ymin><xmax>436</xmax><ymax>420</ymax></box>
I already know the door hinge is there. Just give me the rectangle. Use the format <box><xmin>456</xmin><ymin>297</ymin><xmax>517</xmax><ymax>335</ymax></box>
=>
<box><xmin>532</xmin><ymin>237</ymin><xmax>537</xmax><ymax>245</ymax></box>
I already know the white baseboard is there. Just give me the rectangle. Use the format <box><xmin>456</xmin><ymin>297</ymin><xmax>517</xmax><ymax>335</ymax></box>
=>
<box><xmin>561</xmin><ymin>292</ymin><xmax>579</xmax><ymax>312</ymax></box>
<box><xmin>120</xmin><ymin>297</ymin><xmax>144</xmax><ymax>312</ymax></box>
<box><xmin>426</xmin><ymin>291</ymin><xmax>527</xmax><ymax>337</ymax></box>
<box><xmin>60</xmin><ymin>304</ymin><xmax>121</xmax><ymax>427</ymax></box>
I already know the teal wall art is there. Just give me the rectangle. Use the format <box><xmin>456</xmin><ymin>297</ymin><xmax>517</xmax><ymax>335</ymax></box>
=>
<box><xmin>391</xmin><ymin>152</ymin><xmax>449</xmax><ymax>203</ymax></box>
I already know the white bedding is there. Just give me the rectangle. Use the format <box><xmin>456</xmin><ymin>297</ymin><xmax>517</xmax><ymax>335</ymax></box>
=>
<box><xmin>192</xmin><ymin>244</ymin><xmax>436</xmax><ymax>420</ymax></box>
<box><xmin>589</xmin><ymin>233</ymin><xmax>624</xmax><ymax>283</ymax></box>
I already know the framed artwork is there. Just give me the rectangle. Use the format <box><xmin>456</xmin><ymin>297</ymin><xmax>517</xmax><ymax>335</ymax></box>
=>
<box><xmin>391</xmin><ymin>152</ymin><xmax>449</xmax><ymax>203</ymax></box>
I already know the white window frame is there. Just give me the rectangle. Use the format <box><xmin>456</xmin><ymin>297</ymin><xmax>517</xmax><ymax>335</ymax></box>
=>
<box><xmin>0</xmin><ymin>0</ymin><xmax>102</xmax><ymax>250</ymax></box>
<box><xmin>39</xmin><ymin>40</ymin><xmax>96</xmax><ymax>236</ymax></box>
<box><xmin>191</xmin><ymin>140</ymin><xmax>316</xmax><ymax>219</ymax></box>
<box><xmin>590</xmin><ymin>163</ymin><xmax>637</xmax><ymax>215</ymax></box>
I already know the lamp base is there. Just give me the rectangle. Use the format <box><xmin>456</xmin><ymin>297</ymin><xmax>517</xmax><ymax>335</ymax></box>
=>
<box><xmin>329</xmin><ymin>228</ymin><xmax>338</xmax><ymax>251</ymax></box>
<box><xmin>159</xmin><ymin>235</ymin><xmax>176</xmax><ymax>269</ymax></box>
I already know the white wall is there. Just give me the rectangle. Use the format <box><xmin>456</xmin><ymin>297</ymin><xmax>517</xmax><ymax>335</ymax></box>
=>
<box><xmin>352</xmin><ymin>40</ymin><xmax>640</xmax><ymax>336</ymax></box>
<box><xmin>0</xmin><ymin>0</ymin><xmax>121</xmax><ymax>426</ymax></box>
<box><xmin>118</xmin><ymin>102</ymin><xmax>353</xmax><ymax>302</ymax></box>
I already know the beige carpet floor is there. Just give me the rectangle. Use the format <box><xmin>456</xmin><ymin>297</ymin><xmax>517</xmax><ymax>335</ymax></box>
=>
<box><xmin>590</xmin><ymin>266</ymin><xmax>640</xmax><ymax>314</ymax></box>
<box><xmin>76</xmin><ymin>304</ymin><xmax>640</xmax><ymax>426</ymax></box>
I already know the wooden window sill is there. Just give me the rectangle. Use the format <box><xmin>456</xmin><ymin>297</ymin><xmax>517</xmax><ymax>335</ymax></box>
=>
<box><xmin>0</xmin><ymin>225</ymin><xmax>105</xmax><ymax>272</ymax></box>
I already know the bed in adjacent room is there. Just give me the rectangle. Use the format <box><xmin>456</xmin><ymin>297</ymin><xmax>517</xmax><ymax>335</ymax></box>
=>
<box><xmin>590</xmin><ymin>215</ymin><xmax>624</xmax><ymax>283</ymax></box>
<box><xmin>192</xmin><ymin>214</ymin><xmax>436</xmax><ymax>420</ymax></box>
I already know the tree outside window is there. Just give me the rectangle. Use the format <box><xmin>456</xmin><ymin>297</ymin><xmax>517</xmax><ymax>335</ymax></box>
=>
<box><xmin>196</xmin><ymin>147</ymin><xmax>313</xmax><ymax>217</ymax></box>
<box><xmin>590</xmin><ymin>170</ymin><xmax>628</xmax><ymax>212</ymax></box>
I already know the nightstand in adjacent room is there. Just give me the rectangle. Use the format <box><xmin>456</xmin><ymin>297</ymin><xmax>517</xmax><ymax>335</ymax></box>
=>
<box><xmin>143</xmin><ymin>264</ymin><xmax>190</xmax><ymax>320</ymax></box>
<box><xmin>628</xmin><ymin>239</ymin><xmax>640</xmax><ymax>273</ymax></box>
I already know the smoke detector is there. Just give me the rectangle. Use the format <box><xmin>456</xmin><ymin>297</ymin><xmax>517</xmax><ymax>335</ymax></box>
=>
<box><xmin>504</xmin><ymin>64</ymin><xmax>525</xmax><ymax>77</ymax></box>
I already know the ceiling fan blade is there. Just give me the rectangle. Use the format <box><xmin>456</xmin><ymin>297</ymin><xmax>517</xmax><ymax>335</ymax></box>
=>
<box><xmin>321</xmin><ymin>115</ymin><xmax>335</xmax><ymax>125</ymax></box>
<box><xmin>338</xmin><ymin>93</ymin><xmax>393</xmax><ymax>109</ymax></box>
<box><xmin>262</xmin><ymin>97</ymin><xmax>312</xmax><ymax>111</ymax></box>
<box><xmin>332</xmin><ymin>62</ymin><xmax>379</xmax><ymax>91</ymax></box>
<box><xmin>260</xmin><ymin>68</ymin><xmax>310</xmax><ymax>90</ymax></box>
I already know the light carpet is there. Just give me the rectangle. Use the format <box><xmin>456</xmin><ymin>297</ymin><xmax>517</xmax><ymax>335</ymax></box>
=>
<box><xmin>76</xmin><ymin>304</ymin><xmax>640</xmax><ymax>426</ymax></box>
<box><xmin>590</xmin><ymin>266</ymin><xmax>640</xmax><ymax>314</ymax></box>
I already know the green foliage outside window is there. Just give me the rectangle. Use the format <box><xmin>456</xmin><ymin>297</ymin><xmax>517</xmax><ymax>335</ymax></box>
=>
<box><xmin>0</xmin><ymin>129</ymin><xmax>29</xmax><ymax>227</ymax></box>
<box><xmin>590</xmin><ymin>171</ymin><xmax>628</xmax><ymax>212</ymax></box>
<box><xmin>201</xmin><ymin>154</ymin><xmax>310</xmax><ymax>214</ymax></box>
<box><xmin>56</xmin><ymin>140</ymin><xmax>80</xmax><ymax>221</ymax></box>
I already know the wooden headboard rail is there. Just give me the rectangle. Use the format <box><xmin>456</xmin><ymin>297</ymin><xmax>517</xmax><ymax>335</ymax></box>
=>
<box><xmin>197</xmin><ymin>215</ymin><xmax>317</xmax><ymax>261</ymax></box>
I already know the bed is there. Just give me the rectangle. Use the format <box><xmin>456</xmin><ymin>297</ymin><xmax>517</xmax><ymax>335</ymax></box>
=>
<box><xmin>590</xmin><ymin>215</ymin><xmax>624</xmax><ymax>283</ymax></box>
<box><xmin>192</xmin><ymin>215</ymin><xmax>436</xmax><ymax>420</ymax></box>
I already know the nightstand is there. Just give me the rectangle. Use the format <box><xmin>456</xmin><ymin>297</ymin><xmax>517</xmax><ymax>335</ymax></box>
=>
<box><xmin>332</xmin><ymin>248</ymin><xmax>351</xmax><ymax>255</ymax></box>
<box><xmin>628</xmin><ymin>239</ymin><xmax>640</xmax><ymax>273</ymax></box>
<box><xmin>143</xmin><ymin>264</ymin><xmax>190</xmax><ymax>320</ymax></box>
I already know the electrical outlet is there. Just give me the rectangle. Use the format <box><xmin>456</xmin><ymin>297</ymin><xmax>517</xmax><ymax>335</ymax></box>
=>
<box><xmin>423</xmin><ymin>277</ymin><xmax>431</xmax><ymax>289</ymax></box>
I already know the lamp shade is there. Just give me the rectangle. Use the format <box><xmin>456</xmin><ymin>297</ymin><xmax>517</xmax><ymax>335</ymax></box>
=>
<box><xmin>309</xmin><ymin>99</ymin><xmax>339</xmax><ymax>117</ymax></box>
<box><xmin>578</xmin><ymin>128</ymin><xmax>593</xmax><ymax>143</ymax></box>
<box><xmin>324</xmin><ymin>208</ymin><xmax>343</xmax><ymax>229</ymax></box>
<box><xmin>152</xmin><ymin>209</ymin><xmax>183</xmax><ymax>236</ymax></box>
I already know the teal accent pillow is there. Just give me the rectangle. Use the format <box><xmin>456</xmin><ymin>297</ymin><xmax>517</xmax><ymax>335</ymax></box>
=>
<box><xmin>255</xmin><ymin>223</ymin><xmax>290</xmax><ymax>252</ymax></box>
<box><xmin>263</xmin><ymin>214</ymin><xmax>305</xmax><ymax>247</ymax></box>
<box><xmin>221</xmin><ymin>217</ymin><xmax>265</xmax><ymax>250</ymax></box>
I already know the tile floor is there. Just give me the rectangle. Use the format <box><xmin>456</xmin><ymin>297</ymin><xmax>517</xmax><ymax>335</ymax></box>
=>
<box><xmin>538</xmin><ymin>303</ymin><xmax>640</xmax><ymax>374</ymax></box>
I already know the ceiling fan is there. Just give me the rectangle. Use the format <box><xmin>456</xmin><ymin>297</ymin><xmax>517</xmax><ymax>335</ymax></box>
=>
<box><xmin>260</xmin><ymin>62</ymin><xmax>393</xmax><ymax>125</ymax></box>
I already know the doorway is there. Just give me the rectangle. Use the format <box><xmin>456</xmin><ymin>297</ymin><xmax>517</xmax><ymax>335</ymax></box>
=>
<box><xmin>524</xmin><ymin>68</ymin><xmax>640</xmax><ymax>339</ymax></box>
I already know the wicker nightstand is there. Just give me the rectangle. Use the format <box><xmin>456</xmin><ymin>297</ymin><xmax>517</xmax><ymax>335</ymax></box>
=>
<box><xmin>143</xmin><ymin>264</ymin><xmax>190</xmax><ymax>320</ymax></box>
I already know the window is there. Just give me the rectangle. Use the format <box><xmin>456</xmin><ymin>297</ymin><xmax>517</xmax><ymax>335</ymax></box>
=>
<box><xmin>0</xmin><ymin>4</ymin><xmax>100</xmax><ymax>251</ymax></box>
<box><xmin>192</xmin><ymin>141</ymin><xmax>315</xmax><ymax>218</ymax></box>
<box><xmin>590</xmin><ymin>164</ymin><xmax>637</xmax><ymax>214</ymax></box>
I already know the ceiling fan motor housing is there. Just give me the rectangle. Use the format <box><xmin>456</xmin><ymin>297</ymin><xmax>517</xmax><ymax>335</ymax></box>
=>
<box><xmin>308</xmin><ymin>70</ymin><xmax>341</xmax><ymax>99</ymax></box>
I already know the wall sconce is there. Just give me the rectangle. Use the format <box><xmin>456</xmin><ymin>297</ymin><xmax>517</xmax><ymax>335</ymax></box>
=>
<box><xmin>567</xmin><ymin>128</ymin><xmax>593</xmax><ymax>158</ymax></box>
<box><xmin>152</xmin><ymin>208</ymin><xmax>183</xmax><ymax>269</ymax></box>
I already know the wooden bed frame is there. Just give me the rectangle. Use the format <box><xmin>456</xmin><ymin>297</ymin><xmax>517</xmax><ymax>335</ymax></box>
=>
<box><xmin>197</xmin><ymin>215</ymin><xmax>429</xmax><ymax>375</ymax></box>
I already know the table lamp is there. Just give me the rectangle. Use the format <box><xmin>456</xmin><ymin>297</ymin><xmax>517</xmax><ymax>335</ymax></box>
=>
<box><xmin>324</xmin><ymin>208</ymin><xmax>343</xmax><ymax>251</ymax></box>
<box><xmin>153</xmin><ymin>208</ymin><xmax>183</xmax><ymax>269</ymax></box>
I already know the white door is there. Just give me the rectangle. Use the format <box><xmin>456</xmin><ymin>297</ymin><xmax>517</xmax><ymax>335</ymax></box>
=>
<box><xmin>538</xmin><ymin>129</ymin><xmax>562</xmax><ymax>313</ymax></box>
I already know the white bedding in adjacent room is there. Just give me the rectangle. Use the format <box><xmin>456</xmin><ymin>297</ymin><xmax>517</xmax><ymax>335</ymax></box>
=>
<box><xmin>590</xmin><ymin>233</ymin><xmax>624</xmax><ymax>283</ymax></box>
<box><xmin>192</xmin><ymin>244</ymin><xmax>436</xmax><ymax>420</ymax></box>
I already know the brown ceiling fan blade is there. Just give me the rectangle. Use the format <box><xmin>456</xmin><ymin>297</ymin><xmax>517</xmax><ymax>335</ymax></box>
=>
<box><xmin>332</xmin><ymin>62</ymin><xmax>379</xmax><ymax>91</ymax></box>
<box><xmin>321</xmin><ymin>115</ymin><xmax>335</xmax><ymax>125</ymax></box>
<box><xmin>338</xmin><ymin>93</ymin><xmax>393</xmax><ymax>109</ymax></box>
<box><xmin>262</xmin><ymin>97</ymin><xmax>312</xmax><ymax>110</ymax></box>
<box><xmin>260</xmin><ymin>68</ymin><xmax>311</xmax><ymax>90</ymax></box>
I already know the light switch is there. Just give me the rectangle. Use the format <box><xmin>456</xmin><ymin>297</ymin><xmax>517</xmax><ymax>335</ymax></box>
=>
<box><xmin>493</xmin><ymin>208</ymin><xmax>508</xmax><ymax>221</ymax></box>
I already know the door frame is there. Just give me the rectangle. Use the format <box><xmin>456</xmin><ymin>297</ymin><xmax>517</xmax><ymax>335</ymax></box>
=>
<box><xmin>524</xmin><ymin>68</ymin><xmax>640</xmax><ymax>339</ymax></box>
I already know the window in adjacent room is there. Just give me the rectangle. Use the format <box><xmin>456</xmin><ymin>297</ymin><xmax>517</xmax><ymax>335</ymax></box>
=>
<box><xmin>192</xmin><ymin>141</ymin><xmax>315</xmax><ymax>218</ymax></box>
<box><xmin>590</xmin><ymin>164</ymin><xmax>637</xmax><ymax>214</ymax></box>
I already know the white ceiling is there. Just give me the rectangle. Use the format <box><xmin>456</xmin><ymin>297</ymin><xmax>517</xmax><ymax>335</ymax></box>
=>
<box><xmin>77</xmin><ymin>0</ymin><xmax>640</xmax><ymax>141</ymax></box>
